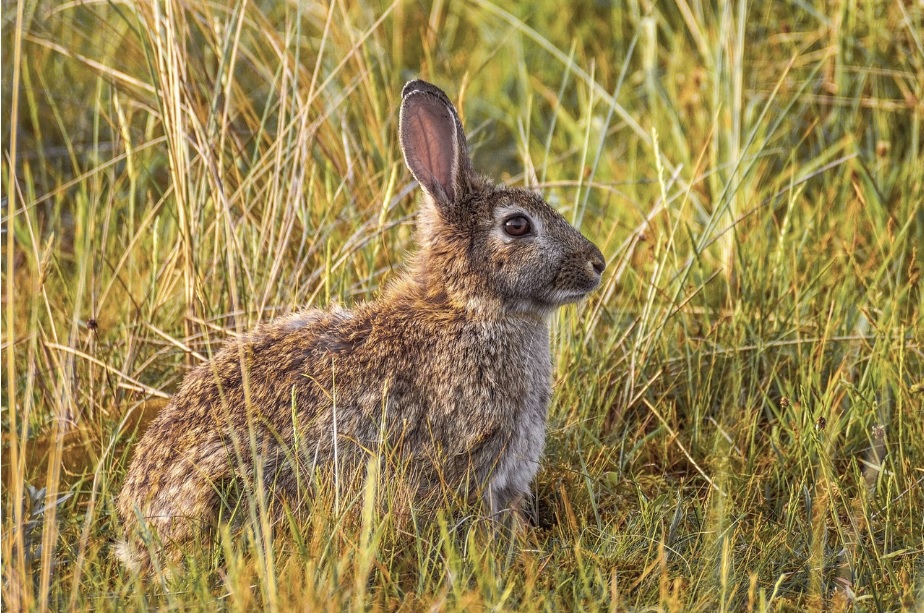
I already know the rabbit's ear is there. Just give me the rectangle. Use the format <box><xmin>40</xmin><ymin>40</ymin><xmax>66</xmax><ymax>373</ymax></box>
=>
<box><xmin>399</xmin><ymin>80</ymin><xmax>472</xmax><ymax>208</ymax></box>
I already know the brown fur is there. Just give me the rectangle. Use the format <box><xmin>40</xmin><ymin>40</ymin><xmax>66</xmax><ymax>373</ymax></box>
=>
<box><xmin>116</xmin><ymin>80</ymin><xmax>605</xmax><ymax>571</ymax></box>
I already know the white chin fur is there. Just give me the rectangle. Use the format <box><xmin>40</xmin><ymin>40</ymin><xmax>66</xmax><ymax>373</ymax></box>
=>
<box><xmin>547</xmin><ymin>288</ymin><xmax>592</xmax><ymax>305</ymax></box>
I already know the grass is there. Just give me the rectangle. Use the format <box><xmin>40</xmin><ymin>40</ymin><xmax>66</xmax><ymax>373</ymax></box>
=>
<box><xmin>3</xmin><ymin>0</ymin><xmax>923</xmax><ymax>610</ymax></box>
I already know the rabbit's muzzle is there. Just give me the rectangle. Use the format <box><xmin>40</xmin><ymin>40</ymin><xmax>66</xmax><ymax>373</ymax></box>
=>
<box><xmin>548</xmin><ymin>239</ymin><xmax>606</xmax><ymax>304</ymax></box>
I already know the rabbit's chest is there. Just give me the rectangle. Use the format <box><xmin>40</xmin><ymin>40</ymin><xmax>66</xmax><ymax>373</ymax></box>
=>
<box><xmin>407</xmin><ymin>318</ymin><xmax>553</xmax><ymax>501</ymax></box>
<box><xmin>480</xmin><ymin>329</ymin><xmax>552</xmax><ymax>503</ymax></box>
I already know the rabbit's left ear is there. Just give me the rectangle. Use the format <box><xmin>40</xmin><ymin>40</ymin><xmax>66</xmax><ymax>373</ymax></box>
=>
<box><xmin>399</xmin><ymin>80</ymin><xmax>472</xmax><ymax>209</ymax></box>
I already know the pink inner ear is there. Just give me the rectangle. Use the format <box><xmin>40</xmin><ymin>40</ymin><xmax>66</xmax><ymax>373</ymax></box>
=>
<box><xmin>402</xmin><ymin>96</ymin><xmax>457</xmax><ymax>202</ymax></box>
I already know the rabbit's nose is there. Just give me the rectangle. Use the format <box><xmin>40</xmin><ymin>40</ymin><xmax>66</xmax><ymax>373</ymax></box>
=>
<box><xmin>591</xmin><ymin>256</ymin><xmax>605</xmax><ymax>276</ymax></box>
<box><xmin>587</xmin><ymin>244</ymin><xmax>606</xmax><ymax>277</ymax></box>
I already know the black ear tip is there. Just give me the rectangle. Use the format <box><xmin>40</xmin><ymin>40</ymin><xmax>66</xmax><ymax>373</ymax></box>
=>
<box><xmin>402</xmin><ymin>80</ymin><xmax>428</xmax><ymax>98</ymax></box>
<box><xmin>402</xmin><ymin>79</ymin><xmax>448</xmax><ymax>101</ymax></box>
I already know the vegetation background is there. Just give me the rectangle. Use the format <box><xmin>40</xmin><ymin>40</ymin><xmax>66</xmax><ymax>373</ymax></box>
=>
<box><xmin>3</xmin><ymin>0</ymin><xmax>922</xmax><ymax>610</ymax></box>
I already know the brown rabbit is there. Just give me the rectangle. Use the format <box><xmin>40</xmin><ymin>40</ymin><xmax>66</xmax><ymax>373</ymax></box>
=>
<box><xmin>116</xmin><ymin>80</ymin><xmax>605</xmax><ymax>571</ymax></box>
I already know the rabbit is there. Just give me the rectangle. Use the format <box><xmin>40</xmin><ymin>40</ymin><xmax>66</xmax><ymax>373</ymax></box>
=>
<box><xmin>115</xmin><ymin>79</ymin><xmax>606</xmax><ymax>572</ymax></box>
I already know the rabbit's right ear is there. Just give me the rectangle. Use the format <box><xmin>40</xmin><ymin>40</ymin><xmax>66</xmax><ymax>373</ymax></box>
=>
<box><xmin>399</xmin><ymin>80</ymin><xmax>472</xmax><ymax>209</ymax></box>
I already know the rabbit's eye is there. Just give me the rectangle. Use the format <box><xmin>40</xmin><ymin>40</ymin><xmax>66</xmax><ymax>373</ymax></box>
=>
<box><xmin>503</xmin><ymin>215</ymin><xmax>532</xmax><ymax>237</ymax></box>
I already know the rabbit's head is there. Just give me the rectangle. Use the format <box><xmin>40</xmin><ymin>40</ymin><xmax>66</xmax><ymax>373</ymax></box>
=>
<box><xmin>399</xmin><ymin>80</ymin><xmax>605</xmax><ymax>317</ymax></box>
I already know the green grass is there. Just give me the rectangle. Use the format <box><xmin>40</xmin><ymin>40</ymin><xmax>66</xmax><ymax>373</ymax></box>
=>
<box><xmin>3</xmin><ymin>0</ymin><xmax>923</xmax><ymax>610</ymax></box>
